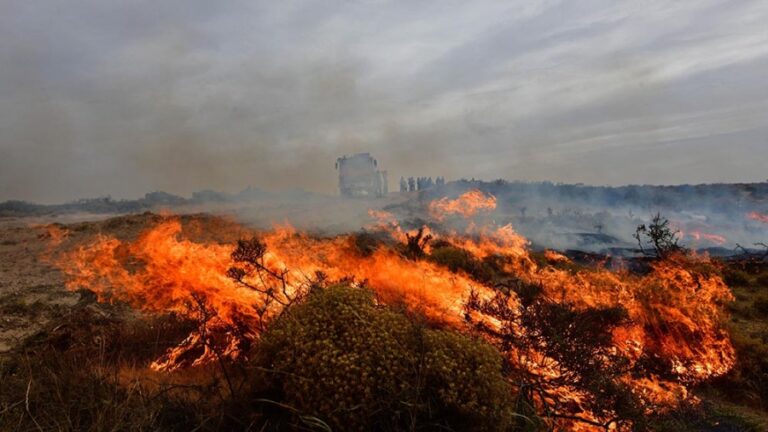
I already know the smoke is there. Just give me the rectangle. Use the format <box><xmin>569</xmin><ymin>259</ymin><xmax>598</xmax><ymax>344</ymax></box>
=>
<box><xmin>1</xmin><ymin>0</ymin><xmax>768</xmax><ymax>203</ymax></box>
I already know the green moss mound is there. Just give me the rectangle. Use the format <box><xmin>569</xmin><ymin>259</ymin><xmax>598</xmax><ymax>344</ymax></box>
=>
<box><xmin>252</xmin><ymin>285</ymin><xmax>517</xmax><ymax>431</ymax></box>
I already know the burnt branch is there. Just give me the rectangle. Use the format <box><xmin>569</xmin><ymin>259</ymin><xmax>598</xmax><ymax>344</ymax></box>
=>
<box><xmin>227</xmin><ymin>237</ymin><xmax>317</xmax><ymax>332</ymax></box>
<box><xmin>463</xmin><ymin>287</ymin><xmax>642</xmax><ymax>428</ymax></box>
<box><xmin>733</xmin><ymin>242</ymin><xmax>768</xmax><ymax>261</ymax></box>
<box><xmin>404</xmin><ymin>227</ymin><xmax>432</xmax><ymax>260</ymax></box>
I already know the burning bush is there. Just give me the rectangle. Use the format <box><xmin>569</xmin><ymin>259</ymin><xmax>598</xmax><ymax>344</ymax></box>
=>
<box><xmin>428</xmin><ymin>242</ymin><xmax>493</xmax><ymax>281</ymax></box>
<box><xmin>250</xmin><ymin>285</ymin><xmax>518</xmax><ymax>432</ymax></box>
<box><xmin>464</xmin><ymin>289</ymin><xmax>643</xmax><ymax>430</ymax></box>
<box><xmin>43</xmin><ymin>198</ymin><xmax>742</xmax><ymax>430</ymax></box>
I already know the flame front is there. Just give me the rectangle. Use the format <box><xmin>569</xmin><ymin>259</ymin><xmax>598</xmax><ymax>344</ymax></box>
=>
<box><xmin>52</xmin><ymin>191</ymin><xmax>736</xmax><ymax>429</ymax></box>
<box><xmin>747</xmin><ymin>211</ymin><xmax>768</xmax><ymax>224</ymax></box>
<box><xmin>428</xmin><ymin>189</ymin><xmax>497</xmax><ymax>221</ymax></box>
<box><xmin>685</xmin><ymin>230</ymin><xmax>727</xmax><ymax>245</ymax></box>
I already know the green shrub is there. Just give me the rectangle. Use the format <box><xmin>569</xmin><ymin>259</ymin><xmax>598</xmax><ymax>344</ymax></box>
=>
<box><xmin>252</xmin><ymin>285</ymin><xmax>518</xmax><ymax>431</ymax></box>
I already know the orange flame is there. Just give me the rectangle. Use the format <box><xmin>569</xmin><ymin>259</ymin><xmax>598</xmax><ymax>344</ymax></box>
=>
<box><xmin>747</xmin><ymin>211</ymin><xmax>768</xmax><ymax>224</ymax></box>
<box><xmin>50</xmin><ymin>194</ymin><xmax>736</xmax><ymax>429</ymax></box>
<box><xmin>45</xmin><ymin>224</ymin><xmax>69</xmax><ymax>247</ymax></box>
<box><xmin>428</xmin><ymin>189</ymin><xmax>497</xmax><ymax>221</ymax></box>
<box><xmin>686</xmin><ymin>230</ymin><xmax>727</xmax><ymax>245</ymax></box>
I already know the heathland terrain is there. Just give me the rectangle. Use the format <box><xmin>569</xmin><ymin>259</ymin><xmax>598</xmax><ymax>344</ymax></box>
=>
<box><xmin>1</xmin><ymin>184</ymin><xmax>767</xmax><ymax>431</ymax></box>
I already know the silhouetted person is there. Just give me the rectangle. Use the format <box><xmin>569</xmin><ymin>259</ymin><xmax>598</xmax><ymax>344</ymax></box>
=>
<box><xmin>399</xmin><ymin>177</ymin><xmax>408</xmax><ymax>193</ymax></box>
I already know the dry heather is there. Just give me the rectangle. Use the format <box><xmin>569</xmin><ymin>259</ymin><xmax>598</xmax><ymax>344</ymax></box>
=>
<box><xmin>1</xmin><ymin>212</ymin><xmax>767</xmax><ymax>431</ymax></box>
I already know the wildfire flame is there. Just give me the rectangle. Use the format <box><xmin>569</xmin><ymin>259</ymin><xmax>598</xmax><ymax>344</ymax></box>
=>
<box><xmin>685</xmin><ymin>230</ymin><xmax>727</xmax><ymax>246</ymax></box>
<box><xmin>50</xmin><ymin>190</ymin><xmax>736</xmax><ymax>429</ymax></box>
<box><xmin>747</xmin><ymin>211</ymin><xmax>768</xmax><ymax>224</ymax></box>
<box><xmin>428</xmin><ymin>189</ymin><xmax>497</xmax><ymax>221</ymax></box>
<box><xmin>45</xmin><ymin>224</ymin><xmax>69</xmax><ymax>248</ymax></box>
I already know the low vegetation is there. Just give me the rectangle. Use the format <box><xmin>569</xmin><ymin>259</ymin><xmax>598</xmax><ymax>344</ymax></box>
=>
<box><xmin>2</xmin><ymin>214</ymin><xmax>767</xmax><ymax>431</ymax></box>
<box><xmin>1</xmin><ymin>287</ymin><xmax>520</xmax><ymax>431</ymax></box>
<box><xmin>251</xmin><ymin>286</ymin><xmax>516</xmax><ymax>431</ymax></box>
<box><xmin>709</xmin><ymin>259</ymin><xmax>768</xmax><ymax>422</ymax></box>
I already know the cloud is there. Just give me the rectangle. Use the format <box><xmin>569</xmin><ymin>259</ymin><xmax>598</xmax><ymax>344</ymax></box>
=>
<box><xmin>1</xmin><ymin>0</ymin><xmax>767</xmax><ymax>203</ymax></box>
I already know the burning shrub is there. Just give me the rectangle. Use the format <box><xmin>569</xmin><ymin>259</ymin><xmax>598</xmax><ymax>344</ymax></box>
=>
<box><xmin>465</xmin><ymin>290</ymin><xmax>644</xmax><ymax>430</ymax></box>
<box><xmin>250</xmin><ymin>285</ymin><xmax>518</xmax><ymax>431</ymax></box>
<box><xmin>48</xmin><ymin>207</ymin><xmax>741</xmax><ymax>429</ymax></box>
<box><xmin>428</xmin><ymin>189</ymin><xmax>497</xmax><ymax>221</ymax></box>
<box><xmin>519</xmin><ymin>301</ymin><xmax>640</xmax><ymax>421</ymax></box>
<box><xmin>429</xmin><ymin>243</ymin><xmax>492</xmax><ymax>280</ymax></box>
<box><xmin>350</xmin><ymin>230</ymin><xmax>390</xmax><ymax>257</ymax></box>
<box><xmin>403</xmin><ymin>226</ymin><xmax>433</xmax><ymax>259</ymax></box>
<box><xmin>428</xmin><ymin>241</ymin><xmax>520</xmax><ymax>289</ymax></box>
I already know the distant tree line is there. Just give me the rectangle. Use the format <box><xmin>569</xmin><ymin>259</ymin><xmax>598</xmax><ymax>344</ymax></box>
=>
<box><xmin>0</xmin><ymin>186</ymin><xmax>276</xmax><ymax>217</ymax></box>
<box><xmin>2</xmin><ymin>179</ymin><xmax>766</xmax><ymax>217</ymax></box>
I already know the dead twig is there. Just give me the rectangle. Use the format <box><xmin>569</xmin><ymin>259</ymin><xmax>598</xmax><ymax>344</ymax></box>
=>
<box><xmin>25</xmin><ymin>379</ymin><xmax>44</xmax><ymax>432</ymax></box>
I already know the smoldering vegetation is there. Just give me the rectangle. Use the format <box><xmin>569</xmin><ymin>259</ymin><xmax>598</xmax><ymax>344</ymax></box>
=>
<box><xmin>388</xmin><ymin>180</ymin><xmax>768</xmax><ymax>256</ymax></box>
<box><xmin>0</xmin><ymin>187</ymin><xmax>388</xmax><ymax>236</ymax></box>
<box><xmin>3</xmin><ymin>180</ymin><xmax>766</xmax><ymax>256</ymax></box>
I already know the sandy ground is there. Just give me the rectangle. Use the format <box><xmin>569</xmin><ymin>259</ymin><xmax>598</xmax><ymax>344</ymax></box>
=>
<box><xmin>0</xmin><ymin>217</ymin><xmax>76</xmax><ymax>352</ymax></box>
<box><xmin>0</xmin><ymin>211</ymin><xmax>282</xmax><ymax>353</ymax></box>
<box><xmin>0</xmin><ymin>213</ymin><xmax>161</xmax><ymax>353</ymax></box>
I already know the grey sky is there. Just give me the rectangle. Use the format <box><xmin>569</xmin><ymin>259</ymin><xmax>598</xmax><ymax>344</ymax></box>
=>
<box><xmin>1</xmin><ymin>0</ymin><xmax>767</xmax><ymax>203</ymax></box>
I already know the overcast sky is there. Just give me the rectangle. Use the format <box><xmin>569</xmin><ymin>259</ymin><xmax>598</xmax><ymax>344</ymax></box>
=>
<box><xmin>1</xmin><ymin>0</ymin><xmax>767</xmax><ymax>203</ymax></box>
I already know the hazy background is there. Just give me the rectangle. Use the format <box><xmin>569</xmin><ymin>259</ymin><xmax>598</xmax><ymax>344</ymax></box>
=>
<box><xmin>2</xmin><ymin>0</ymin><xmax>767</xmax><ymax>204</ymax></box>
